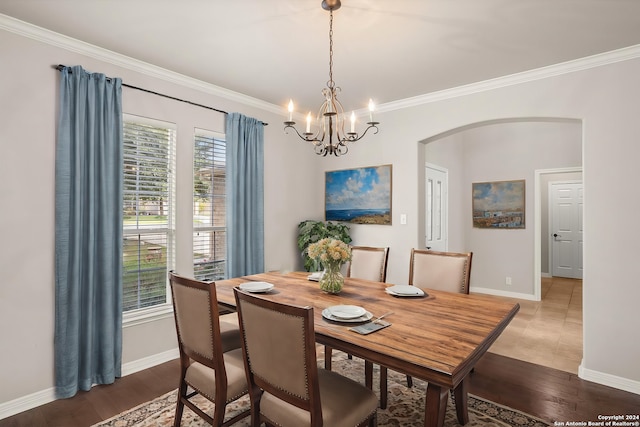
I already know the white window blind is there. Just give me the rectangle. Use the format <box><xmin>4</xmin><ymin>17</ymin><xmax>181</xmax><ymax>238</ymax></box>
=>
<box><xmin>123</xmin><ymin>117</ymin><xmax>176</xmax><ymax>312</ymax></box>
<box><xmin>193</xmin><ymin>130</ymin><xmax>226</xmax><ymax>281</ymax></box>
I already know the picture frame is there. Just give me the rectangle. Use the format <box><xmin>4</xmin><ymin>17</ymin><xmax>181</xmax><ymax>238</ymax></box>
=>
<box><xmin>325</xmin><ymin>164</ymin><xmax>392</xmax><ymax>225</ymax></box>
<box><xmin>472</xmin><ymin>179</ymin><xmax>525</xmax><ymax>229</ymax></box>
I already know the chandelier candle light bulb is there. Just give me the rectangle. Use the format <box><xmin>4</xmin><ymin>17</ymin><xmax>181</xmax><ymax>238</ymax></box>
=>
<box><xmin>350</xmin><ymin>111</ymin><xmax>355</xmax><ymax>133</ymax></box>
<box><xmin>306</xmin><ymin>112</ymin><xmax>312</xmax><ymax>133</ymax></box>
<box><xmin>368</xmin><ymin>99</ymin><xmax>375</xmax><ymax>122</ymax></box>
<box><xmin>288</xmin><ymin>99</ymin><xmax>294</xmax><ymax>122</ymax></box>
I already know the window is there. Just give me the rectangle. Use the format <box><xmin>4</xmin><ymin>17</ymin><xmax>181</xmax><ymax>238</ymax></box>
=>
<box><xmin>122</xmin><ymin>116</ymin><xmax>176</xmax><ymax>312</ymax></box>
<box><xmin>193</xmin><ymin>130</ymin><xmax>227</xmax><ymax>281</ymax></box>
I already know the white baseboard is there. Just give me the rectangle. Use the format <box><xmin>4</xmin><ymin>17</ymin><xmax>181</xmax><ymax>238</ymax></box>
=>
<box><xmin>121</xmin><ymin>348</ymin><xmax>179</xmax><ymax>377</ymax></box>
<box><xmin>0</xmin><ymin>387</ymin><xmax>57</xmax><ymax>421</ymax></box>
<box><xmin>579</xmin><ymin>363</ymin><xmax>640</xmax><ymax>395</ymax></box>
<box><xmin>0</xmin><ymin>348</ymin><xmax>179</xmax><ymax>420</ymax></box>
<box><xmin>470</xmin><ymin>286</ymin><xmax>539</xmax><ymax>301</ymax></box>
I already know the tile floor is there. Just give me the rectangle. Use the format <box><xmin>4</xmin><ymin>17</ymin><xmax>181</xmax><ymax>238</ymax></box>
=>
<box><xmin>486</xmin><ymin>276</ymin><xmax>583</xmax><ymax>374</ymax></box>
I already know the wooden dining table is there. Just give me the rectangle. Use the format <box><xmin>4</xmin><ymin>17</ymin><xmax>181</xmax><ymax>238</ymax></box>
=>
<box><xmin>214</xmin><ymin>271</ymin><xmax>520</xmax><ymax>427</ymax></box>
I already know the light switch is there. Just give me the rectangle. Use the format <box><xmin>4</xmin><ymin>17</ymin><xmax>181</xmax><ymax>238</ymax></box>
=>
<box><xmin>400</xmin><ymin>214</ymin><xmax>407</xmax><ymax>225</ymax></box>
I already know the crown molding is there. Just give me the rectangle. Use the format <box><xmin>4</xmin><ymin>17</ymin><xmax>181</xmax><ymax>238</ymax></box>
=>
<box><xmin>3</xmin><ymin>13</ymin><xmax>640</xmax><ymax>117</ymax></box>
<box><xmin>377</xmin><ymin>44</ymin><xmax>640</xmax><ymax>113</ymax></box>
<box><xmin>0</xmin><ymin>13</ymin><xmax>284</xmax><ymax>115</ymax></box>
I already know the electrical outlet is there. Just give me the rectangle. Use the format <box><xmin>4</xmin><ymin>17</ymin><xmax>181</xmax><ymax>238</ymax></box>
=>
<box><xmin>505</xmin><ymin>277</ymin><xmax>512</xmax><ymax>286</ymax></box>
<box><xmin>400</xmin><ymin>214</ymin><xmax>407</xmax><ymax>225</ymax></box>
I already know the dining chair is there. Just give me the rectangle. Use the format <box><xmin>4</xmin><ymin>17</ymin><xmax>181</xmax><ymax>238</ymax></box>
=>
<box><xmin>324</xmin><ymin>246</ymin><xmax>389</xmax><ymax>370</ymax></box>
<box><xmin>394</xmin><ymin>249</ymin><xmax>473</xmax><ymax>394</ymax></box>
<box><xmin>233</xmin><ymin>288</ymin><xmax>379</xmax><ymax>427</ymax></box>
<box><xmin>409</xmin><ymin>248</ymin><xmax>473</xmax><ymax>294</ymax></box>
<box><xmin>347</xmin><ymin>246</ymin><xmax>390</xmax><ymax>282</ymax></box>
<box><xmin>169</xmin><ymin>272</ymin><xmax>250</xmax><ymax>427</ymax></box>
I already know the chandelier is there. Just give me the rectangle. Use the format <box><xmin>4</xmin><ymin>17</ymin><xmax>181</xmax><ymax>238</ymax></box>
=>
<box><xmin>284</xmin><ymin>0</ymin><xmax>379</xmax><ymax>157</ymax></box>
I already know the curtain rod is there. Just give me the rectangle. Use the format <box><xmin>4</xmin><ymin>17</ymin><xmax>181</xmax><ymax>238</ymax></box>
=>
<box><xmin>53</xmin><ymin>65</ymin><xmax>268</xmax><ymax>126</ymax></box>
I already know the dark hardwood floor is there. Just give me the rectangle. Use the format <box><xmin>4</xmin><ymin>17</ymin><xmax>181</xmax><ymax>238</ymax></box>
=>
<box><xmin>469</xmin><ymin>353</ymin><xmax>640</xmax><ymax>422</ymax></box>
<box><xmin>1</xmin><ymin>353</ymin><xmax>638</xmax><ymax>426</ymax></box>
<box><xmin>0</xmin><ymin>360</ymin><xmax>180</xmax><ymax>427</ymax></box>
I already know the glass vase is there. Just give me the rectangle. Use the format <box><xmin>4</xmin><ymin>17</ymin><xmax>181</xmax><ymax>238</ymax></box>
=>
<box><xmin>319</xmin><ymin>262</ymin><xmax>344</xmax><ymax>294</ymax></box>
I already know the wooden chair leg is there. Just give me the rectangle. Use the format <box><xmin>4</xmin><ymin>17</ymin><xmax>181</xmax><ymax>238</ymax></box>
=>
<box><xmin>406</xmin><ymin>374</ymin><xmax>413</xmax><ymax>388</ymax></box>
<box><xmin>212</xmin><ymin>396</ymin><xmax>226</xmax><ymax>427</ymax></box>
<box><xmin>173</xmin><ymin>384</ymin><xmax>186</xmax><ymax>427</ymax></box>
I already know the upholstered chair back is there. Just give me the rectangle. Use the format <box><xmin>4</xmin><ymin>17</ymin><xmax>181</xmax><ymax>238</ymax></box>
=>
<box><xmin>234</xmin><ymin>288</ymin><xmax>378</xmax><ymax>427</ymax></box>
<box><xmin>347</xmin><ymin>246</ymin><xmax>389</xmax><ymax>282</ymax></box>
<box><xmin>169</xmin><ymin>272</ymin><xmax>249</xmax><ymax>427</ymax></box>
<box><xmin>409</xmin><ymin>249</ymin><xmax>473</xmax><ymax>294</ymax></box>
<box><xmin>171</xmin><ymin>277</ymin><xmax>219</xmax><ymax>361</ymax></box>
<box><xmin>238</xmin><ymin>297</ymin><xmax>312</xmax><ymax>402</ymax></box>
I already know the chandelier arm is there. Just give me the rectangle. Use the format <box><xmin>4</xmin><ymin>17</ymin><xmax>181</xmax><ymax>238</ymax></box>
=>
<box><xmin>284</xmin><ymin>122</ymin><xmax>321</xmax><ymax>144</ymax></box>
<box><xmin>342</xmin><ymin>123</ymin><xmax>379</xmax><ymax>143</ymax></box>
<box><xmin>335</xmin><ymin>142</ymin><xmax>348</xmax><ymax>156</ymax></box>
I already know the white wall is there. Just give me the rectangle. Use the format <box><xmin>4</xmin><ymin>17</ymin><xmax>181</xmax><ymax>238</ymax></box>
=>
<box><xmin>420</xmin><ymin>121</ymin><xmax>582</xmax><ymax>292</ymax></box>
<box><xmin>0</xmin><ymin>26</ymin><xmax>321</xmax><ymax>410</ymax></box>
<box><xmin>419</xmin><ymin>131</ymin><xmax>467</xmax><ymax>252</ymax></box>
<box><xmin>464</xmin><ymin>121</ymin><xmax>581</xmax><ymax>295</ymax></box>
<box><xmin>333</xmin><ymin>59</ymin><xmax>640</xmax><ymax>392</ymax></box>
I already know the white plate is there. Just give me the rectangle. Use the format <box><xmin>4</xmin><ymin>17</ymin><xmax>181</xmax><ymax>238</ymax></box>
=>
<box><xmin>385</xmin><ymin>285</ymin><xmax>425</xmax><ymax>296</ymax></box>
<box><xmin>322</xmin><ymin>308</ymin><xmax>373</xmax><ymax>323</ymax></box>
<box><xmin>307</xmin><ymin>271</ymin><xmax>324</xmax><ymax>282</ymax></box>
<box><xmin>239</xmin><ymin>281</ymin><xmax>274</xmax><ymax>293</ymax></box>
<box><xmin>327</xmin><ymin>305</ymin><xmax>367</xmax><ymax>319</ymax></box>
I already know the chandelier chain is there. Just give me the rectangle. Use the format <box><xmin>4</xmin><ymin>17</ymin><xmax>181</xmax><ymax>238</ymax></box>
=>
<box><xmin>328</xmin><ymin>10</ymin><xmax>334</xmax><ymax>89</ymax></box>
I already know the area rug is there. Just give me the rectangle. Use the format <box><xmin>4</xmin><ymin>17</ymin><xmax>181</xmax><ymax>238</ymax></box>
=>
<box><xmin>94</xmin><ymin>353</ymin><xmax>550</xmax><ymax>427</ymax></box>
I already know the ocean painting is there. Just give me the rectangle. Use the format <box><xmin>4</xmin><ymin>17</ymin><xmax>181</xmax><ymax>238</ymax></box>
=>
<box><xmin>325</xmin><ymin>165</ymin><xmax>392</xmax><ymax>225</ymax></box>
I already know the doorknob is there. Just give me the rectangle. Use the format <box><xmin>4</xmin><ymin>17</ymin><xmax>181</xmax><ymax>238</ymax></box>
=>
<box><xmin>553</xmin><ymin>233</ymin><xmax>561</xmax><ymax>239</ymax></box>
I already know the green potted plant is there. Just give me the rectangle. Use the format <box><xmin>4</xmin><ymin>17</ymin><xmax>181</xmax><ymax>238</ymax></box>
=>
<box><xmin>297</xmin><ymin>220</ymin><xmax>352</xmax><ymax>271</ymax></box>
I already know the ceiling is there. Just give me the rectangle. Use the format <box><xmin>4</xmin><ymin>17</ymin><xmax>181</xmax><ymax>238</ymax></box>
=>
<box><xmin>3</xmin><ymin>0</ymin><xmax>640</xmax><ymax>115</ymax></box>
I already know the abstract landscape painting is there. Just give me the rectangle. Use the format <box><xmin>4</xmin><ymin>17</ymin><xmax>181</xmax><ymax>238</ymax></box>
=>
<box><xmin>472</xmin><ymin>179</ymin><xmax>525</xmax><ymax>229</ymax></box>
<box><xmin>325</xmin><ymin>165</ymin><xmax>392</xmax><ymax>225</ymax></box>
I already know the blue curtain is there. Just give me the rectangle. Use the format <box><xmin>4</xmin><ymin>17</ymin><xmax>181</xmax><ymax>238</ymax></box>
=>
<box><xmin>55</xmin><ymin>66</ymin><xmax>123</xmax><ymax>398</ymax></box>
<box><xmin>225</xmin><ymin>113</ymin><xmax>265</xmax><ymax>277</ymax></box>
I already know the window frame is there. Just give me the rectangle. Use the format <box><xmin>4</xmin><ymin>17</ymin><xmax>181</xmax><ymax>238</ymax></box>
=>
<box><xmin>122</xmin><ymin>114</ymin><xmax>176</xmax><ymax>326</ymax></box>
<box><xmin>193</xmin><ymin>128</ymin><xmax>227</xmax><ymax>282</ymax></box>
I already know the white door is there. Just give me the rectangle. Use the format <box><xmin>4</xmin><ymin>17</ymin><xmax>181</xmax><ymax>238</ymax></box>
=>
<box><xmin>550</xmin><ymin>182</ymin><xmax>583</xmax><ymax>279</ymax></box>
<box><xmin>425</xmin><ymin>164</ymin><xmax>448</xmax><ymax>251</ymax></box>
